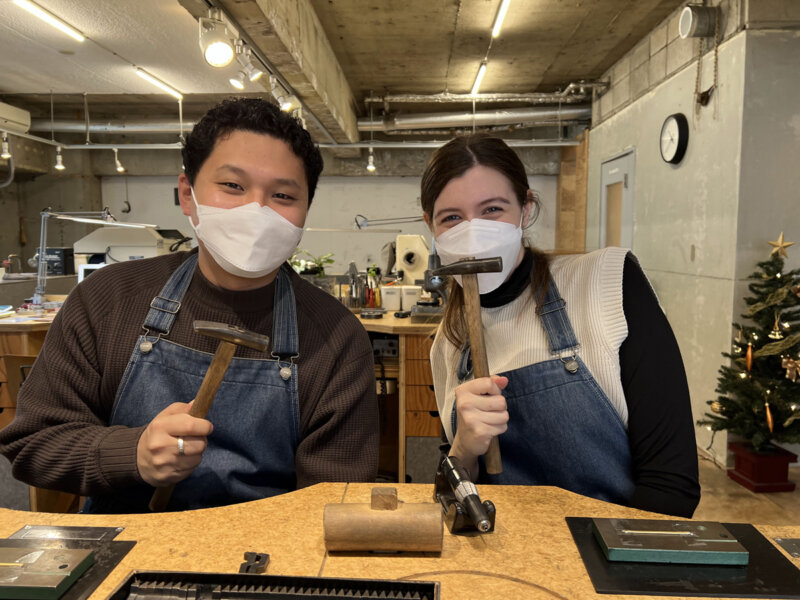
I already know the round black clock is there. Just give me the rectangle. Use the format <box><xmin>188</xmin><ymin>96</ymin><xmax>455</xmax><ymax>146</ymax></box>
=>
<box><xmin>659</xmin><ymin>113</ymin><xmax>689</xmax><ymax>164</ymax></box>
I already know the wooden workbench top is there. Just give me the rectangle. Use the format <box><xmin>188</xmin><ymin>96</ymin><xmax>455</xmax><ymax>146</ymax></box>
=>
<box><xmin>1</xmin><ymin>483</ymin><xmax>798</xmax><ymax>599</ymax></box>
<box><xmin>357</xmin><ymin>313</ymin><xmax>439</xmax><ymax>335</ymax></box>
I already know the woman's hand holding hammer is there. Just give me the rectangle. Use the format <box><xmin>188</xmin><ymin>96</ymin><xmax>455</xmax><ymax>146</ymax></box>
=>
<box><xmin>137</xmin><ymin>400</ymin><xmax>213</xmax><ymax>487</ymax></box>
<box><xmin>450</xmin><ymin>374</ymin><xmax>509</xmax><ymax>479</ymax></box>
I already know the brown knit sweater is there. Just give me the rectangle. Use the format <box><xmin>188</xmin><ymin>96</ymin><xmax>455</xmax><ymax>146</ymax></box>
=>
<box><xmin>0</xmin><ymin>249</ymin><xmax>378</xmax><ymax>496</ymax></box>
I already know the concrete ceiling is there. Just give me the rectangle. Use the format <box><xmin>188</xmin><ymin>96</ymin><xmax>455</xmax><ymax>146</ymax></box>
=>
<box><xmin>0</xmin><ymin>0</ymin><xmax>686</xmax><ymax>147</ymax></box>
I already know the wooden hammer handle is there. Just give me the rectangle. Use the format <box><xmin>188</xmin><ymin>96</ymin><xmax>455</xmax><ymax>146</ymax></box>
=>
<box><xmin>149</xmin><ymin>340</ymin><xmax>237</xmax><ymax>512</ymax></box>
<box><xmin>462</xmin><ymin>274</ymin><xmax>503</xmax><ymax>474</ymax></box>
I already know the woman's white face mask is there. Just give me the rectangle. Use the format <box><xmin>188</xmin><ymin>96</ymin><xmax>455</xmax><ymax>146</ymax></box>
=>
<box><xmin>434</xmin><ymin>216</ymin><xmax>523</xmax><ymax>294</ymax></box>
<box><xmin>188</xmin><ymin>188</ymin><xmax>304</xmax><ymax>278</ymax></box>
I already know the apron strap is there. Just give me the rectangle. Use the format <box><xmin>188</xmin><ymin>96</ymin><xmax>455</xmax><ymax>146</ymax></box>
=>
<box><xmin>536</xmin><ymin>277</ymin><xmax>580</xmax><ymax>354</ymax></box>
<box><xmin>456</xmin><ymin>269</ymin><xmax>580</xmax><ymax>381</ymax></box>
<box><xmin>142</xmin><ymin>254</ymin><xmax>198</xmax><ymax>335</ymax></box>
<box><xmin>270</xmin><ymin>264</ymin><xmax>299</xmax><ymax>359</ymax></box>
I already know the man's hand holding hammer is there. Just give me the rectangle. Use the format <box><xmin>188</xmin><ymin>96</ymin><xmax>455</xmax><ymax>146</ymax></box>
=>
<box><xmin>449</xmin><ymin>375</ymin><xmax>509</xmax><ymax>479</ymax></box>
<box><xmin>137</xmin><ymin>401</ymin><xmax>213</xmax><ymax>487</ymax></box>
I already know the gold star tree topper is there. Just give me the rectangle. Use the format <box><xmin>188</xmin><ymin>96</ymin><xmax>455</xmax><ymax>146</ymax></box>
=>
<box><xmin>768</xmin><ymin>232</ymin><xmax>795</xmax><ymax>258</ymax></box>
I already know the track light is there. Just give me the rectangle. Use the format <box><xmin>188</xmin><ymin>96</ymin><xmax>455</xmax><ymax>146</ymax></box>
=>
<box><xmin>471</xmin><ymin>62</ymin><xmax>487</xmax><ymax>95</ymax></box>
<box><xmin>13</xmin><ymin>0</ymin><xmax>85</xmax><ymax>42</ymax></box>
<box><xmin>269</xmin><ymin>76</ymin><xmax>294</xmax><ymax>111</ymax></box>
<box><xmin>366</xmin><ymin>147</ymin><xmax>376</xmax><ymax>173</ymax></box>
<box><xmin>113</xmin><ymin>148</ymin><xmax>125</xmax><ymax>173</ymax></box>
<box><xmin>1</xmin><ymin>133</ymin><xmax>10</xmax><ymax>160</ymax></box>
<box><xmin>135</xmin><ymin>68</ymin><xmax>183</xmax><ymax>100</ymax></box>
<box><xmin>234</xmin><ymin>39</ymin><xmax>264</xmax><ymax>82</ymax></box>
<box><xmin>199</xmin><ymin>13</ymin><xmax>235</xmax><ymax>67</ymax></box>
<box><xmin>54</xmin><ymin>147</ymin><xmax>65</xmax><ymax>171</ymax></box>
<box><xmin>491</xmin><ymin>0</ymin><xmax>512</xmax><ymax>38</ymax></box>
<box><xmin>229</xmin><ymin>71</ymin><xmax>246</xmax><ymax>90</ymax></box>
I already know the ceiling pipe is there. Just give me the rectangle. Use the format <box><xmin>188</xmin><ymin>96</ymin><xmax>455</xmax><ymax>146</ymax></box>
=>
<box><xmin>359</xmin><ymin>105</ymin><xmax>591</xmax><ymax>132</ymax></box>
<box><xmin>364</xmin><ymin>83</ymin><xmax>608</xmax><ymax>106</ymax></box>
<box><xmin>31</xmin><ymin>119</ymin><xmax>194</xmax><ymax>134</ymax></box>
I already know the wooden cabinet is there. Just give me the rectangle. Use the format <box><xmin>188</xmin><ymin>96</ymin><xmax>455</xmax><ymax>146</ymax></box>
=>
<box><xmin>403</xmin><ymin>332</ymin><xmax>440</xmax><ymax>437</ymax></box>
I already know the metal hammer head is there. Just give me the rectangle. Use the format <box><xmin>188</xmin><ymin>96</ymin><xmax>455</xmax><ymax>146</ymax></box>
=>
<box><xmin>193</xmin><ymin>320</ymin><xmax>270</xmax><ymax>352</ymax></box>
<box><xmin>432</xmin><ymin>256</ymin><xmax>503</xmax><ymax>278</ymax></box>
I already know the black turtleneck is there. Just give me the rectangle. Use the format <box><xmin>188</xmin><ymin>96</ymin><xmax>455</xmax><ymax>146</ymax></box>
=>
<box><xmin>446</xmin><ymin>248</ymin><xmax>700</xmax><ymax>518</ymax></box>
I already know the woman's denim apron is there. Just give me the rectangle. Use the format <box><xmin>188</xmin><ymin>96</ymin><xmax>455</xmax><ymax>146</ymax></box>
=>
<box><xmin>454</xmin><ymin>277</ymin><xmax>635</xmax><ymax>505</ymax></box>
<box><xmin>83</xmin><ymin>255</ymin><xmax>300</xmax><ymax>513</ymax></box>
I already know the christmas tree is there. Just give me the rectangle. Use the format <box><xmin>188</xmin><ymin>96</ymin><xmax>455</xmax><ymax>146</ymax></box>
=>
<box><xmin>699</xmin><ymin>233</ymin><xmax>800</xmax><ymax>451</ymax></box>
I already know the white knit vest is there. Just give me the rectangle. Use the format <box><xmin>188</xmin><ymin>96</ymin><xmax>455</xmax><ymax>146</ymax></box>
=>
<box><xmin>431</xmin><ymin>246</ymin><xmax>631</xmax><ymax>444</ymax></box>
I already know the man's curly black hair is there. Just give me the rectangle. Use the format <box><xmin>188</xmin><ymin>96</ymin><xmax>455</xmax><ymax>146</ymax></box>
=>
<box><xmin>182</xmin><ymin>97</ymin><xmax>324</xmax><ymax>205</ymax></box>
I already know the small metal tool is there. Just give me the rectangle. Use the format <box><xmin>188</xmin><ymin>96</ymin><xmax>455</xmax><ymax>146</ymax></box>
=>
<box><xmin>434</xmin><ymin>455</ymin><xmax>496</xmax><ymax>535</ymax></box>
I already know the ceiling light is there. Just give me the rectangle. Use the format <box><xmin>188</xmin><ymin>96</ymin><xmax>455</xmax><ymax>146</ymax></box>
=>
<box><xmin>229</xmin><ymin>71</ymin><xmax>246</xmax><ymax>90</ymax></box>
<box><xmin>199</xmin><ymin>15</ymin><xmax>235</xmax><ymax>67</ymax></box>
<box><xmin>491</xmin><ymin>0</ymin><xmax>512</xmax><ymax>38</ymax></box>
<box><xmin>234</xmin><ymin>39</ymin><xmax>264</xmax><ymax>81</ymax></box>
<box><xmin>113</xmin><ymin>148</ymin><xmax>125</xmax><ymax>173</ymax></box>
<box><xmin>280</xmin><ymin>96</ymin><xmax>295</xmax><ymax>112</ymax></box>
<box><xmin>1</xmin><ymin>133</ymin><xmax>10</xmax><ymax>160</ymax></box>
<box><xmin>366</xmin><ymin>147</ymin><xmax>376</xmax><ymax>173</ymax></box>
<box><xmin>54</xmin><ymin>146</ymin><xmax>65</xmax><ymax>171</ymax></box>
<box><xmin>13</xmin><ymin>0</ymin><xmax>85</xmax><ymax>42</ymax></box>
<box><xmin>471</xmin><ymin>62</ymin><xmax>487</xmax><ymax>95</ymax></box>
<box><xmin>135</xmin><ymin>68</ymin><xmax>183</xmax><ymax>100</ymax></box>
<box><xmin>269</xmin><ymin>76</ymin><xmax>294</xmax><ymax>111</ymax></box>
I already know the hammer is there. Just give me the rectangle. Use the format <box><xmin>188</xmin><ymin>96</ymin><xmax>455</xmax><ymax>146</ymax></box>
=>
<box><xmin>148</xmin><ymin>320</ymin><xmax>270</xmax><ymax>512</ymax></box>
<box><xmin>433</xmin><ymin>257</ymin><xmax>503</xmax><ymax>474</ymax></box>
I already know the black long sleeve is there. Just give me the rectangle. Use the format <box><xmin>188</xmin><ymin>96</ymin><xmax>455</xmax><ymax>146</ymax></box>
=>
<box><xmin>620</xmin><ymin>256</ymin><xmax>700</xmax><ymax>517</ymax></box>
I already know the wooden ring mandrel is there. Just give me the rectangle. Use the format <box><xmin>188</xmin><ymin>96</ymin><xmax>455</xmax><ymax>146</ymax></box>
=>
<box><xmin>324</xmin><ymin>488</ymin><xmax>443</xmax><ymax>552</ymax></box>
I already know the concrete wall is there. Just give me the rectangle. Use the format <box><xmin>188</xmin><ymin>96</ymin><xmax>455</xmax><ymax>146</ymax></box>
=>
<box><xmin>100</xmin><ymin>174</ymin><xmax>558</xmax><ymax>275</ymax></box>
<box><xmin>588</xmin><ymin>0</ymin><xmax>800</xmax><ymax>462</ymax></box>
<box><xmin>588</xmin><ymin>32</ymin><xmax>746</xmax><ymax>462</ymax></box>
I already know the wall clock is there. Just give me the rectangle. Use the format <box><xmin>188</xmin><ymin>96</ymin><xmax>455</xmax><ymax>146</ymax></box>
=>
<box><xmin>659</xmin><ymin>113</ymin><xmax>689</xmax><ymax>164</ymax></box>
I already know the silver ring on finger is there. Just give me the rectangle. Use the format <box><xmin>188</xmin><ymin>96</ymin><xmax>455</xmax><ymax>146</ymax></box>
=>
<box><xmin>177</xmin><ymin>437</ymin><xmax>185</xmax><ymax>456</ymax></box>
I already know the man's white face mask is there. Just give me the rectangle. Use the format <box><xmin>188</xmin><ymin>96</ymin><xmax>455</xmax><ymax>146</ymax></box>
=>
<box><xmin>434</xmin><ymin>216</ymin><xmax>523</xmax><ymax>294</ymax></box>
<box><xmin>188</xmin><ymin>188</ymin><xmax>304</xmax><ymax>278</ymax></box>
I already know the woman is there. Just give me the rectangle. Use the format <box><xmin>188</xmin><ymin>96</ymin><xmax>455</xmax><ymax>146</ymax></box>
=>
<box><xmin>422</xmin><ymin>134</ymin><xmax>700</xmax><ymax>518</ymax></box>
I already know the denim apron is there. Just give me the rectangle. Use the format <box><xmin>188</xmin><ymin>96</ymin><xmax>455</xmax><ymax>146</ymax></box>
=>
<box><xmin>453</xmin><ymin>277</ymin><xmax>635</xmax><ymax>505</ymax></box>
<box><xmin>83</xmin><ymin>254</ymin><xmax>300</xmax><ymax>513</ymax></box>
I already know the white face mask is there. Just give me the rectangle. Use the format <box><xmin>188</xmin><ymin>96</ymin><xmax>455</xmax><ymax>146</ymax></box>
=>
<box><xmin>434</xmin><ymin>217</ymin><xmax>523</xmax><ymax>294</ymax></box>
<box><xmin>188</xmin><ymin>188</ymin><xmax>304</xmax><ymax>279</ymax></box>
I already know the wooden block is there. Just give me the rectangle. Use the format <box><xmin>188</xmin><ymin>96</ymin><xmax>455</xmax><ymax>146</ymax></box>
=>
<box><xmin>324</xmin><ymin>490</ymin><xmax>442</xmax><ymax>552</ymax></box>
<box><xmin>371</xmin><ymin>487</ymin><xmax>398</xmax><ymax>510</ymax></box>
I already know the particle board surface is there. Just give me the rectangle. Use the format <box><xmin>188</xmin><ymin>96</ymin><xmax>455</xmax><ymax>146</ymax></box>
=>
<box><xmin>0</xmin><ymin>483</ymin><xmax>798</xmax><ymax>600</ymax></box>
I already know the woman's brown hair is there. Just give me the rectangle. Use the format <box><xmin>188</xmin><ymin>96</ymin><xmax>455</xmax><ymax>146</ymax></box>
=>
<box><xmin>421</xmin><ymin>133</ymin><xmax>550</xmax><ymax>349</ymax></box>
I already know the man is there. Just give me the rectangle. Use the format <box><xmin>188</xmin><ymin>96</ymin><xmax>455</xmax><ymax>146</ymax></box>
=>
<box><xmin>0</xmin><ymin>98</ymin><xmax>378</xmax><ymax>513</ymax></box>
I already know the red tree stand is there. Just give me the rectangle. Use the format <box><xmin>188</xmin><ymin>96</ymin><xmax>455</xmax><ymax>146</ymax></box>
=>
<box><xmin>728</xmin><ymin>442</ymin><xmax>797</xmax><ymax>492</ymax></box>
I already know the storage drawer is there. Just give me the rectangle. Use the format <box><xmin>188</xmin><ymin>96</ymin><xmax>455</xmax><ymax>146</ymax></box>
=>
<box><xmin>405</xmin><ymin>359</ymin><xmax>434</xmax><ymax>386</ymax></box>
<box><xmin>406</xmin><ymin>334</ymin><xmax>435</xmax><ymax>359</ymax></box>
<box><xmin>406</xmin><ymin>410</ymin><xmax>441</xmax><ymax>437</ymax></box>
<box><xmin>406</xmin><ymin>384</ymin><xmax>437</xmax><ymax>411</ymax></box>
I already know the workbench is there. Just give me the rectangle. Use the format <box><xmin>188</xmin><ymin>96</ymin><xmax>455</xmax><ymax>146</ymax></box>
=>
<box><xmin>0</xmin><ymin>482</ymin><xmax>798</xmax><ymax>599</ymax></box>
<box><xmin>357</xmin><ymin>314</ymin><xmax>439</xmax><ymax>482</ymax></box>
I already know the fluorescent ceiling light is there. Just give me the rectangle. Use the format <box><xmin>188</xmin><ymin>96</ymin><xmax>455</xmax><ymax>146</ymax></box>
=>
<box><xmin>199</xmin><ymin>16</ymin><xmax>235</xmax><ymax>67</ymax></box>
<box><xmin>135</xmin><ymin>68</ymin><xmax>183</xmax><ymax>100</ymax></box>
<box><xmin>471</xmin><ymin>62</ymin><xmax>487</xmax><ymax>95</ymax></box>
<box><xmin>13</xmin><ymin>0</ymin><xmax>85</xmax><ymax>42</ymax></box>
<box><xmin>492</xmin><ymin>0</ymin><xmax>512</xmax><ymax>38</ymax></box>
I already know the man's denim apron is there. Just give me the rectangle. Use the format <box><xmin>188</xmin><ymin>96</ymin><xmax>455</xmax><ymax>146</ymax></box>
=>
<box><xmin>83</xmin><ymin>254</ymin><xmax>300</xmax><ymax>513</ymax></box>
<box><xmin>454</xmin><ymin>277</ymin><xmax>635</xmax><ymax>505</ymax></box>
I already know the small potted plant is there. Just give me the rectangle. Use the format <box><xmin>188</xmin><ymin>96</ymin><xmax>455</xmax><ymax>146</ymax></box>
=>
<box><xmin>291</xmin><ymin>249</ymin><xmax>336</xmax><ymax>293</ymax></box>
